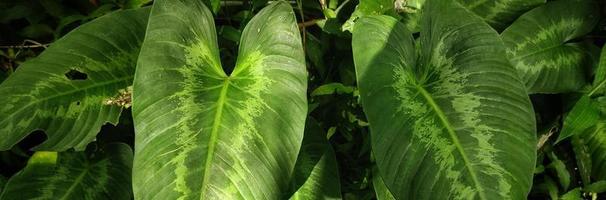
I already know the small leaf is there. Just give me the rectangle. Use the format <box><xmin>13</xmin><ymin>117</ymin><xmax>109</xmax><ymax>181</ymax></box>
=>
<box><xmin>311</xmin><ymin>83</ymin><xmax>354</xmax><ymax>96</ymax></box>
<box><xmin>571</xmin><ymin>135</ymin><xmax>592</xmax><ymax>186</ymax></box>
<box><xmin>584</xmin><ymin>180</ymin><xmax>606</xmax><ymax>193</ymax></box>
<box><xmin>548</xmin><ymin>152</ymin><xmax>571</xmax><ymax>191</ymax></box>
<box><xmin>218</xmin><ymin>25</ymin><xmax>242</xmax><ymax>44</ymax></box>
<box><xmin>501</xmin><ymin>0</ymin><xmax>600</xmax><ymax>93</ymax></box>
<box><xmin>560</xmin><ymin>188</ymin><xmax>581</xmax><ymax>200</ymax></box>
<box><xmin>343</xmin><ymin>0</ymin><xmax>395</xmax><ymax>32</ymax></box>
<box><xmin>0</xmin><ymin>143</ymin><xmax>133</xmax><ymax>200</ymax></box>
<box><xmin>557</xmin><ymin>95</ymin><xmax>600</xmax><ymax>143</ymax></box>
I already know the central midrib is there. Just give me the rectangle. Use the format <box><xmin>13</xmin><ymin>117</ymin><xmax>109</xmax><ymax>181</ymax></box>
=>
<box><xmin>199</xmin><ymin>77</ymin><xmax>230</xmax><ymax>199</ymax></box>
<box><xmin>415</xmin><ymin>84</ymin><xmax>487</xmax><ymax>200</ymax></box>
<box><xmin>58</xmin><ymin>165</ymin><xmax>89</xmax><ymax>200</ymax></box>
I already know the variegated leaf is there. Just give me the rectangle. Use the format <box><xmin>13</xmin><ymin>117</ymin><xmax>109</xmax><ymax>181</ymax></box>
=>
<box><xmin>458</xmin><ymin>0</ymin><xmax>545</xmax><ymax>31</ymax></box>
<box><xmin>582</xmin><ymin>121</ymin><xmax>606</xmax><ymax>180</ymax></box>
<box><xmin>0</xmin><ymin>143</ymin><xmax>133</xmax><ymax>200</ymax></box>
<box><xmin>0</xmin><ymin>8</ymin><xmax>149</xmax><ymax>151</ymax></box>
<box><xmin>501</xmin><ymin>0</ymin><xmax>600</xmax><ymax>94</ymax></box>
<box><xmin>352</xmin><ymin>0</ymin><xmax>536</xmax><ymax>199</ymax></box>
<box><xmin>132</xmin><ymin>0</ymin><xmax>307</xmax><ymax>199</ymax></box>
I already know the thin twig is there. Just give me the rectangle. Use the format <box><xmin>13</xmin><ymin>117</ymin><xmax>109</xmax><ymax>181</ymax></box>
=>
<box><xmin>298</xmin><ymin>19</ymin><xmax>318</xmax><ymax>29</ymax></box>
<box><xmin>0</xmin><ymin>39</ymin><xmax>49</xmax><ymax>49</ymax></box>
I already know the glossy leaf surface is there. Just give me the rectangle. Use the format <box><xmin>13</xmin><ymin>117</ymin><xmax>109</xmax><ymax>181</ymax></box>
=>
<box><xmin>501</xmin><ymin>0</ymin><xmax>600</xmax><ymax>93</ymax></box>
<box><xmin>0</xmin><ymin>8</ymin><xmax>149</xmax><ymax>151</ymax></box>
<box><xmin>132</xmin><ymin>1</ymin><xmax>307</xmax><ymax>199</ymax></box>
<box><xmin>352</xmin><ymin>0</ymin><xmax>536</xmax><ymax>199</ymax></box>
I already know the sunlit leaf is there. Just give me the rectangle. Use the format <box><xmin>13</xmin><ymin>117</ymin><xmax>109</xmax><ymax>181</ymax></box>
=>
<box><xmin>352</xmin><ymin>0</ymin><xmax>536</xmax><ymax>199</ymax></box>
<box><xmin>132</xmin><ymin>1</ymin><xmax>307</xmax><ymax>199</ymax></box>
<box><xmin>0</xmin><ymin>8</ymin><xmax>149</xmax><ymax>151</ymax></box>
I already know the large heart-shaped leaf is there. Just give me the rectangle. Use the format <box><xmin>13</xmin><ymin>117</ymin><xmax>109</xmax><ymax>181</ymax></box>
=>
<box><xmin>132</xmin><ymin>0</ymin><xmax>307</xmax><ymax>199</ymax></box>
<box><xmin>0</xmin><ymin>8</ymin><xmax>149</xmax><ymax>151</ymax></box>
<box><xmin>0</xmin><ymin>143</ymin><xmax>133</xmax><ymax>200</ymax></box>
<box><xmin>458</xmin><ymin>0</ymin><xmax>545</xmax><ymax>31</ymax></box>
<box><xmin>501</xmin><ymin>0</ymin><xmax>600</xmax><ymax>94</ymax></box>
<box><xmin>289</xmin><ymin>119</ymin><xmax>341</xmax><ymax>200</ymax></box>
<box><xmin>352</xmin><ymin>0</ymin><xmax>536</xmax><ymax>199</ymax></box>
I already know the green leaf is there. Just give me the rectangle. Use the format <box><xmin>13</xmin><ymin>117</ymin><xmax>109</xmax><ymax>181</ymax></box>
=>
<box><xmin>352</xmin><ymin>0</ymin><xmax>536</xmax><ymax>199</ymax></box>
<box><xmin>343</xmin><ymin>0</ymin><xmax>395</xmax><ymax>32</ymax></box>
<box><xmin>584</xmin><ymin>180</ymin><xmax>606</xmax><ymax>193</ymax></box>
<box><xmin>582</xmin><ymin>122</ymin><xmax>606</xmax><ymax>180</ymax></box>
<box><xmin>560</xmin><ymin>188</ymin><xmax>581</xmax><ymax>200</ymax></box>
<box><xmin>501</xmin><ymin>0</ymin><xmax>600</xmax><ymax>94</ymax></box>
<box><xmin>547</xmin><ymin>152</ymin><xmax>571</xmax><ymax>190</ymax></box>
<box><xmin>457</xmin><ymin>0</ymin><xmax>545</xmax><ymax>31</ymax></box>
<box><xmin>0</xmin><ymin>8</ymin><xmax>149</xmax><ymax>151</ymax></box>
<box><xmin>571</xmin><ymin>135</ymin><xmax>592</xmax><ymax>186</ymax></box>
<box><xmin>311</xmin><ymin>83</ymin><xmax>354</xmax><ymax>96</ymax></box>
<box><xmin>132</xmin><ymin>1</ymin><xmax>307</xmax><ymax>199</ymax></box>
<box><xmin>589</xmin><ymin>45</ymin><xmax>606</xmax><ymax>97</ymax></box>
<box><xmin>122</xmin><ymin>0</ymin><xmax>152</xmax><ymax>8</ymax></box>
<box><xmin>0</xmin><ymin>143</ymin><xmax>133</xmax><ymax>200</ymax></box>
<box><xmin>557</xmin><ymin>95</ymin><xmax>600</xmax><ymax>142</ymax></box>
<box><xmin>289</xmin><ymin>119</ymin><xmax>341</xmax><ymax>200</ymax></box>
<box><xmin>534</xmin><ymin>176</ymin><xmax>559</xmax><ymax>200</ymax></box>
<box><xmin>372</xmin><ymin>170</ymin><xmax>396</xmax><ymax>200</ymax></box>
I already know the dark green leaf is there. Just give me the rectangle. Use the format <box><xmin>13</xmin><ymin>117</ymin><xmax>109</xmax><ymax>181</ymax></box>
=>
<box><xmin>0</xmin><ymin>8</ymin><xmax>149</xmax><ymax>151</ymax></box>
<box><xmin>547</xmin><ymin>152</ymin><xmax>571</xmax><ymax>190</ymax></box>
<box><xmin>289</xmin><ymin>119</ymin><xmax>341</xmax><ymax>200</ymax></box>
<box><xmin>457</xmin><ymin>0</ymin><xmax>545</xmax><ymax>30</ymax></box>
<box><xmin>557</xmin><ymin>95</ymin><xmax>600</xmax><ymax>142</ymax></box>
<box><xmin>352</xmin><ymin>0</ymin><xmax>536</xmax><ymax>199</ymax></box>
<box><xmin>589</xmin><ymin>45</ymin><xmax>606</xmax><ymax>97</ymax></box>
<box><xmin>581</xmin><ymin>122</ymin><xmax>606</xmax><ymax>180</ymax></box>
<box><xmin>560</xmin><ymin>188</ymin><xmax>581</xmax><ymax>200</ymax></box>
<box><xmin>501</xmin><ymin>0</ymin><xmax>600</xmax><ymax>93</ymax></box>
<box><xmin>584</xmin><ymin>180</ymin><xmax>606</xmax><ymax>193</ymax></box>
<box><xmin>571</xmin><ymin>135</ymin><xmax>592</xmax><ymax>186</ymax></box>
<box><xmin>0</xmin><ymin>143</ymin><xmax>133</xmax><ymax>200</ymax></box>
<box><xmin>372</xmin><ymin>170</ymin><xmax>395</xmax><ymax>200</ymax></box>
<box><xmin>311</xmin><ymin>83</ymin><xmax>354</xmax><ymax>96</ymax></box>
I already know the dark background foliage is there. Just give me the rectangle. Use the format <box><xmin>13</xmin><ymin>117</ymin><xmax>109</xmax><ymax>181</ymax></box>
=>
<box><xmin>1</xmin><ymin>0</ymin><xmax>605</xmax><ymax>199</ymax></box>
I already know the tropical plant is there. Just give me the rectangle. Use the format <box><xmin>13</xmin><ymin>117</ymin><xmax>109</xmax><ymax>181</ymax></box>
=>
<box><xmin>0</xmin><ymin>0</ymin><xmax>605</xmax><ymax>199</ymax></box>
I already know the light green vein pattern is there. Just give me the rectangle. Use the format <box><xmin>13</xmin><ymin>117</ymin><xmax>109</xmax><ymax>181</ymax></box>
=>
<box><xmin>0</xmin><ymin>143</ymin><xmax>133</xmax><ymax>200</ymax></box>
<box><xmin>458</xmin><ymin>0</ymin><xmax>545</xmax><ymax>31</ymax></box>
<box><xmin>501</xmin><ymin>0</ymin><xmax>600</xmax><ymax>94</ymax></box>
<box><xmin>132</xmin><ymin>0</ymin><xmax>307</xmax><ymax>199</ymax></box>
<box><xmin>352</xmin><ymin>0</ymin><xmax>536</xmax><ymax>199</ymax></box>
<box><xmin>0</xmin><ymin>8</ymin><xmax>149</xmax><ymax>151</ymax></box>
